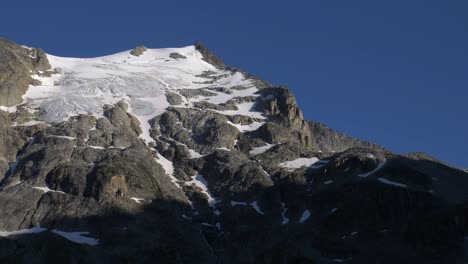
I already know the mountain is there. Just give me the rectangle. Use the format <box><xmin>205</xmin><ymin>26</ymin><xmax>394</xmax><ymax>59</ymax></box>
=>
<box><xmin>0</xmin><ymin>37</ymin><xmax>467</xmax><ymax>264</ymax></box>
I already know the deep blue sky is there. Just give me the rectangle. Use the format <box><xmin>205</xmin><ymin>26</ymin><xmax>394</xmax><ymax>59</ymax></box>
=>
<box><xmin>1</xmin><ymin>0</ymin><xmax>467</xmax><ymax>168</ymax></box>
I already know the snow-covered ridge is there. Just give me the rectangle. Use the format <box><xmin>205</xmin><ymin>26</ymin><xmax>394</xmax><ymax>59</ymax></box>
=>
<box><xmin>13</xmin><ymin>45</ymin><xmax>260</xmax><ymax>143</ymax></box>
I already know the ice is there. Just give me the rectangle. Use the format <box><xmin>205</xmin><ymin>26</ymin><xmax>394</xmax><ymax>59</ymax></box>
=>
<box><xmin>299</xmin><ymin>209</ymin><xmax>311</xmax><ymax>223</ymax></box>
<box><xmin>279</xmin><ymin>157</ymin><xmax>321</xmax><ymax>171</ymax></box>
<box><xmin>52</xmin><ymin>230</ymin><xmax>99</xmax><ymax>245</ymax></box>
<box><xmin>377</xmin><ymin>177</ymin><xmax>407</xmax><ymax>188</ymax></box>
<box><xmin>359</xmin><ymin>160</ymin><xmax>387</xmax><ymax>177</ymax></box>
<box><xmin>0</xmin><ymin>226</ymin><xmax>46</xmax><ymax>237</ymax></box>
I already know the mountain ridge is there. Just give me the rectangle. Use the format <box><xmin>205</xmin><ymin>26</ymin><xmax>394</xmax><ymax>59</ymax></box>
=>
<box><xmin>0</xmin><ymin>37</ymin><xmax>467</xmax><ymax>264</ymax></box>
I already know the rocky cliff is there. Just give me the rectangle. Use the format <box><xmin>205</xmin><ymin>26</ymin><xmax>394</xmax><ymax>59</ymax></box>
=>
<box><xmin>0</xmin><ymin>38</ymin><xmax>467</xmax><ymax>264</ymax></box>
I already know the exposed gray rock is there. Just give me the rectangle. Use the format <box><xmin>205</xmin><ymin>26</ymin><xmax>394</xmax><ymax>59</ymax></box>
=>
<box><xmin>178</xmin><ymin>88</ymin><xmax>217</xmax><ymax>99</ymax></box>
<box><xmin>129</xmin><ymin>45</ymin><xmax>147</xmax><ymax>57</ymax></box>
<box><xmin>155</xmin><ymin>107</ymin><xmax>239</xmax><ymax>154</ymax></box>
<box><xmin>165</xmin><ymin>91</ymin><xmax>183</xmax><ymax>105</ymax></box>
<box><xmin>308</xmin><ymin>120</ymin><xmax>387</xmax><ymax>153</ymax></box>
<box><xmin>169</xmin><ymin>52</ymin><xmax>187</xmax><ymax>60</ymax></box>
<box><xmin>192</xmin><ymin>101</ymin><xmax>237</xmax><ymax>111</ymax></box>
<box><xmin>0</xmin><ymin>38</ymin><xmax>51</xmax><ymax>106</ymax></box>
<box><xmin>195</xmin><ymin>42</ymin><xmax>225</xmax><ymax>69</ymax></box>
<box><xmin>196</xmin><ymin>150</ymin><xmax>274</xmax><ymax>200</ymax></box>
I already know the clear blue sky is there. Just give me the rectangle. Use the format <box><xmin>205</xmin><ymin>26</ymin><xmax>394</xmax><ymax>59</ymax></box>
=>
<box><xmin>1</xmin><ymin>0</ymin><xmax>467</xmax><ymax>168</ymax></box>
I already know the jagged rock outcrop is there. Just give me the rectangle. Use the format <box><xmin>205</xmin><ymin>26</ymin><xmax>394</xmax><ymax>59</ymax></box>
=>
<box><xmin>195</xmin><ymin>41</ymin><xmax>225</xmax><ymax>69</ymax></box>
<box><xmin>0</xmin><ymin>38</ymin><xmax>467</xmax><ymax>264</ymax></box>
<box><xmin>129</xmin><ymin>45</ymin><xmax>147</xmax><ymax>57</ymax></box>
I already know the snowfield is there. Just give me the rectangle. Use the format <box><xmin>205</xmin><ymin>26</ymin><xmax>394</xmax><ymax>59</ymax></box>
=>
<box><xmin>13</xmin><ymin>45</ymin><xmax>259</xmax><ymax>144</ymax></box>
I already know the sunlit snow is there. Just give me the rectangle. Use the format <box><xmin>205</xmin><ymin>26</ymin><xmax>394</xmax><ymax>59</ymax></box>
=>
<box><xmin>155</xmin><ymin>153</ymin><xmax>180</xmax><ymax>188</ymax></box>
<box><xmin>131</xmin><ymin>197</ymin><xmax>144</xmax><ymax>204</ymax></box>
<box><xmin>0</xmin><ymin>226</ymin><xmax>46</xmax><ymax>237</ymax></box>
<box><xmin>33</xmin><ymin>186</ymin><xmax>66</xmax><ymax>194</ymax></box>
<box><xmin>249</xmin><ymin>143</ymin><xmax>277</xmax><ymax>155</ymax></box>
<box><xmin>278</xmin><ymin>157</ymin><xmax>321</xmax><ymax>171</ymax></box>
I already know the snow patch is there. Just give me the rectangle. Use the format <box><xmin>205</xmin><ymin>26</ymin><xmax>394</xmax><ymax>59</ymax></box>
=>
<box><xmin>33</xmin><ymin>186</ymin><xmax>66</xmax><ymax>194</ymax></box>
<box><xmin>186</xmin><ymin>174</ymin><xmax>218</xmax><ymax>206</ymax></box>
<box><xmin>52</xmin><ymin>230</ymin><xmax>99</xmax><ymax>245</ymax></box>
<box><xmin>249</xmin><ymin>143</ymin><xmax>277</xmax><ymax>155</ymax></box>
<box><xmin>299</xmin><ymin>209</ymin><xmax>311</xmax><ymax>223</ymax></box>
<box><xmin>278</xmin><ymin>157</ymin><xmax>321</xmax><ymax>171</ymax></box>
<box><xmin>0</xmin><ymin>105</ymin><xmax>17</xmax><ymax>113</ymax></box>
<box><xmin>0</xmin><ymin>226</ymin><xmax>46</xmax><ymax>237</ymax></box>
<box><xmin>11</xmin><ymin>120</ymin><xmax>47</xmax><ymax>127</ymax></box>
<box><xmin>231</xmin><ymin>201</ymin><xmax>247</xmax><ymax>206</ymax></box>
<box><xmin>359</xmin><ymin>161</ymin><xmax>387</xmax><ymax>177</ymax></box>
<box><xmin>131</xmin><ymin>197</ymin><xmax>144</xmax><ymax>204</ymax></box>
<box><xmin>213</xmin><ymin>102</ymin><xmax>265</xmax><ymax>119</ymax></box>
<box><xmin>281</xmin><ymin>202</ymin><xmax>289</xmax><ymax>225</ymax></box>
<box><xmin>155</xmin><ymin>153</ymin><xmax>180</xmax><ymax>188</ymax></box>
<box><xmin>48</xmin><ymin>135</ymin><xmax>76</xmax><ymax>140</ymax></box>
<box><xmin>250</xmin><ymin>201</ymin><xmax>264</xmax><ymax>214</ymax></box>
<box><xmin>226</xmin><ymin>120</ymin><xmax>264</xmax><ymax>132</ymax></box>
<box><xmin>377</xmin><ymin>177</ymin><xmax>407</xmax><ymax>188</ymax></box>
<box><xmin>87</xmin><ymin>145</ymin><xmax>106</xmax><ymax>150</ymax></box>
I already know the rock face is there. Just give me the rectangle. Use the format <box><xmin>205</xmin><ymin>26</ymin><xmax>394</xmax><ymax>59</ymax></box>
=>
<box><xmin>0</xmin><ymin>38</ymin><xmax>467</xmax><ymax>264</ymax></box>
<box><xmin>0</xmin><ymin>38</ymin><xmax>51</xmax><ymax>106</ymax></box>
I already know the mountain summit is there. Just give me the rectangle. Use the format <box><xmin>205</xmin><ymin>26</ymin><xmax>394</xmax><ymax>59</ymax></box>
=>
<box><xmin>0</xmin><ymin>38</ymin><xmax>467</xmax><ymax>263</ymax></box>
